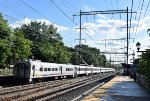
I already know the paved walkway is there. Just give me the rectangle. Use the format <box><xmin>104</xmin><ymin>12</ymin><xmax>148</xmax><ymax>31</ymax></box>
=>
<box><xmin>81</xmin><ymin>76</ymin><xmax>150</xmax><ymax>101</ymax></box>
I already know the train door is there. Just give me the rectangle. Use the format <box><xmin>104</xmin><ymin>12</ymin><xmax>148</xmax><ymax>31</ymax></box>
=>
<box><xmin>74</xmin><ymin>66</ymin><xmax>77</xmax><ymax>77</ymax></box>
<box><xmin>59</xmin><ymin>66</ymin><xmax>62</xmax><ymax>75</ymax></box>
<box><xmin>32</xmin><ymin>65</ymin><xmax>35</xmax><ymax>77</ymax></box>
<box><xmin>91</xmin><ymin>68</ymin><xmax>93</xmax><ymax>74</ymax></box>
<box><xmin>16</xmin><ymin>63</ymin><xmax>26</xmax><ymax>78</ymax></box>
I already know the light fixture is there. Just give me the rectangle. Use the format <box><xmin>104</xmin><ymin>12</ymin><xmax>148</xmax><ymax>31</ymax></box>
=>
<box><xmin>136</xmin><ymin>42</ymin><xmax>141</xmax><ymax>52</ymax></box>
<box><xmin>132</xmin><ymin>51</ymin><xmax>135</xmax><ymax>57</ymax></box>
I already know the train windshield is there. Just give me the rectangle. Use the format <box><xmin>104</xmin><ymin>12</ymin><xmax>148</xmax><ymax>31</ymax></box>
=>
<box><xmin>16</xmin><ymin>63</ymin><xmax>29</xmax><ymax>69</ymax></box>
<box><xmin>14</xmin><ymin>62</ymin><xmax>30</xmax><ymax>78</ymax></box>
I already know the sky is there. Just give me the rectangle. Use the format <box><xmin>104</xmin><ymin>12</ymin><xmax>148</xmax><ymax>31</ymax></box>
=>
<box><xmin>0</xmin><ymin>0</ymin><xmax>150</xmax><ymax>64</ymax></box>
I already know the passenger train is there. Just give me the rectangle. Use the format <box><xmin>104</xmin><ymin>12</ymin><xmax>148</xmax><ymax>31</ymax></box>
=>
<box><xmin>13</xmin><ymin>59</ymin><xmax>115</xmax><ymax>82</ymax></box>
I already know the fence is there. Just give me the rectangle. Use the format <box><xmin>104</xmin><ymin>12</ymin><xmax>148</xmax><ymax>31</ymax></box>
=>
<box><xmin>137</xmin><ymin>73</ymin><xmax>150</xmax><ymax>89</ymax></box>
<box><xmin>0</xmin><ymin>69</ymin><xmax>13</xmax><ymax>76</ymax></box>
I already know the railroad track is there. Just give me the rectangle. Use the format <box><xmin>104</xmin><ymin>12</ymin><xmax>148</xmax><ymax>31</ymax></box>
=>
<box><xmin>0</xmin><ymin>72</ymin><xmax>117</xmax><ymax>101</ymax></box>
<box><xmin>0</xmin><ymin>77</ymin><xmax>86</xmax><ymax>100</ymax></box>
<box><xmin>36</xmin><ymin>72</ymin><xmax>116</xmax><ymax>101</ymax></box>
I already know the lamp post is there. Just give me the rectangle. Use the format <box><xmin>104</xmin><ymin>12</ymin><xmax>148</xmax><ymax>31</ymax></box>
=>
<box><xmin>130</xmin><ymin>59</ymin><xmax>132</xmax><ymax>63</ymax></box>
<box><xmin>136</xmin><ymin>42</ymin><xmax>149</xmax><ymax>53</ymax></box>
<box><xmin>132</xmin><ymin>50</ymin><xmax>135</xmax><ymax>64</ymax></box>
<box><xmin>136</xmin><ymin>42</ymin><xmax>141</xmax><ymax>52</ymax></box>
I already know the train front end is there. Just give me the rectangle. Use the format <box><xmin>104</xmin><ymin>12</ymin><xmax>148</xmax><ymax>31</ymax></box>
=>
<box><xmin>13</xmin><ymin>60</ymin><xmax>31</xmax><ymax>82</ymax></box>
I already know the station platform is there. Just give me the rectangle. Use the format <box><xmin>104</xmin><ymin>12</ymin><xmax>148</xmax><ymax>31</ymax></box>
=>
<box><xmin>81</xmin><ymin>76</ymin><xmax>150</xmax><ymax>101</ymax></box>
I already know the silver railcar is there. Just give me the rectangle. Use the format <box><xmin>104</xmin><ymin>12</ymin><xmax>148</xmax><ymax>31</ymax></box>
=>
<box><xmin>14</xmin><ymin>59</ymin><xmax>115</xmax><ymax>82</ymax></box>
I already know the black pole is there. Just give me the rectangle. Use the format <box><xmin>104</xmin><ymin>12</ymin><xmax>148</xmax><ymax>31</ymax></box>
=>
<box><xmin>79</xmin><ymin>10</ymin><xmax>81</xmax><ymax>64</ymax></box>
<box><xmin>79</xmin><ymin>10</ymin><xmax>81</xmax><ymax>46</ymax></box>
<box><xmin>105</xmin><ymin>38</ymin><xmax>106</xmax><ymax>52</ymax></box>
<box><xmin>127</xmin><ymin>7</ymin><xmax>128</xmax><ymax>64</ymax></box>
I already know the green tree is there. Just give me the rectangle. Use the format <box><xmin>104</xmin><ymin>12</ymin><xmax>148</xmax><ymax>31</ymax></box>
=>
<box><xmin>0</xmin><ymin>14</ymin><xmax>11</xmax><ymax>39</ymax></box>
<box><xmin>0</xmin><ymin>39</ymin><xmax>11</xmax><ymax>68</ymax></box>
<box><xmin>10</xmin><ymin>28</ymin><xmax>32</xmax><ymax>64</ymax></box>
<box><xmin>21</xmin><ymin>21</ymin><xmax>70</xmax><ymax>63</ymax></box>
<box><xmin>0</xmin><ymin>14</ymin><xmax>11</xmax><ymax>68</ymax></box>
<box><xmin>138</xmin><ymin>49</ymin><xmax>150</xmax><ymax>88</ymax></box>
<box><xmin>71</xmin><ymin>44</ymin><xmax>109</xmax><ymax>67</ymax></box>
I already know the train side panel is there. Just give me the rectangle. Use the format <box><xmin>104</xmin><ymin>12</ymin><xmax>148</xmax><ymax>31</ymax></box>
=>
<box><xmin>14</xmin><ymin>60</ymin><xmax>115</xmax><ymax>83</ymax></box>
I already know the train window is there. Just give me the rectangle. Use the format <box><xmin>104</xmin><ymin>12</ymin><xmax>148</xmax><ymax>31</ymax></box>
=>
<box><xmin>32</xmin><ymin>65</ymin><xmax>35</xmax><ymax>70</ymax></box>
<box><xmin>48</xmin><ymin>68</ymin><xmax>51</xmax><ymax>71</ymax></box>
<box><xmin>55</xmin><ymin>68</ymin><xmax>58</xmax><ymax>71</ymax></box>
<box><xmin>44</xmin><ymin>68</ymin><xmax>47</xmax><ymax>71</ymax></box>
<box><xmin>66</xmin><ymin>68</ymin><xmax>73</xmax><ymax>71</ymax></box>
<box><xmin>52</xmin><ymin>68</ymin><xmax>55</xmax><ymax>71</ymax></box>
<box><xmin>40</xmin><ymin>68</ymin><xmax>43</xmax><ymax>71</ymax></box>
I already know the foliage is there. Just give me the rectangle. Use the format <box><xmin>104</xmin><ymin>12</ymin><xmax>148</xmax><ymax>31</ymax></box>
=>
<box><xmin>0</xmin><ymin>14</ymin><xmax>110</xmax><ymax>69</ymax></box>
<box><xmin>70</xmin><ymin>44</ymin><xmax>109</xmax><ymax>67</ymax></box>
<box><xmin>0</xmin><ymin>14</ymin><xmax>11</xmax><ymax>39</ymax></box>
<box><xmin>0</xmin><ymin>14</ymin><xmax>11</xmax><ymax>68</ymax></box>
<box><xmin>0</xmin><ymin>14</ymin><xmax>32</xmax><ymax>68</ymax></box>
<box><xmin>138</xmin><ymin>49</ymin><xmax>150</xmax><ymax>87</ymax></box>
<box><xmin>0</xmin><ymin>39</ymin><xmax>11</xmax><ymax>68</ymax></box>
<box><xmin>21</xmin><ymin>21</ymin><xmax>70</xmax><ymax>63</ymax></box>
<box><xmin>10</xmin><ymin>28</ymin><xmax>32</xmax><ymax>64</ymax></box>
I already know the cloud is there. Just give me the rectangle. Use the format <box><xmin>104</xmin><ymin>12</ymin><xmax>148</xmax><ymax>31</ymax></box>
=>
<box><xmin>9</xmin><ymin>18</ymin><xmax>69</xmax><ymax>31</ymax></box>
<box><xmin>9</xmin><ymin>18</ymin><xmax>32</xmax><ymax>29</ymax></box>
<box><xmin>81</xmin><ymin>19</ymin><xmax>127</xmax><ymax>39</ymax></box>
<box><xmin>82</xmin><ymin>16</ymin><xmax>150</xmax><ymax>40</ymax></box>
<box><xmin>107</xmin><ymin>42</ymin><xmax>119</xmax><ymax>46</ymax></box>
<box><xmin>73</xmin><ymin>15</ymin><xmax>150</xmax><ymax>54</ymax></box>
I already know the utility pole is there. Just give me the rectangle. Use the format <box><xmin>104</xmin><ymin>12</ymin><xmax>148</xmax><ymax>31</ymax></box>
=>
<box><xmin>75</xmin><ymin>27</ymin><xmax>86</xmax><ymax>44</ymax></box>
<box><xmin>127</xmin><ymin>7</ymin><xmax>129</xmax><ymax>64</ymax></box>
<box><xmin>74</xmin><ymin>10</ymin><xmax>86</xmax><ymax>64</ymax></box>
<box><xmin>102</xmin><ymin>37</ymin><xmax>134</xmax><ymax>58</ymax></box>
<box><xmin>79</xmin><ymin>10</ymin><xmax>82</xmax><ymax>46</ymax></box>
<box><xmin>105</xmin><ymin>38</ymin><xmax>106</xmax><ymax>52</ymax></box>
<box><xmin>73</xmin><ymin>8</ymin><xmax>136</xmax><ymax>64</ymax></box>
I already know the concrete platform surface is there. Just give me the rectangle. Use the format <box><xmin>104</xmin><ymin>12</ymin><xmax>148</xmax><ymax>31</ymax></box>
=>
<box><xmin>81</xmin><ymin>76</ymin><xmax>150</xmax><ymax>101</ymax></box>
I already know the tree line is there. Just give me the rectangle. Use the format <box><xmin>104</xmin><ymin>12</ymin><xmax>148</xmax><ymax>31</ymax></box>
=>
<box><xmin>135</xmin><ymin>29</ymin><xmax>150</xmax><ymax>88</ymax></box>
<box><xmin>0</xmin><ymin>14</ymin><xmax>110</xmax><ymax>68</ymax></box>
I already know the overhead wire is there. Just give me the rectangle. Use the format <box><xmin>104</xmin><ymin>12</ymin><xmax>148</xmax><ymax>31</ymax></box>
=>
<box><xmin>50</xmin><ymin>0</ymin><xmax>78</xmax><ymax>26</ymax></box>
<box><xmin>117</xmin><ymin>0</ymin><xmax>122</xmax><ymax>32</ymax></box>
<box><xmin>0</xmin><ymin>1</ymin><xmax>25</xmax><ymax>18</ymax></box>
<box><xmin>1</xmin><ymin>0</ymin><xmax>69</xmax><ymax>42</ymax></box>
<box><xmin>132</xmin><ymin>0</ymin><xmax>150</xmax><ymax>47</ymax></box>
<box><xmin>50</xmin><ymin>0</ymin><xmax>101</xmax><ymax>47</ymax></box>
<box><xmin>79</xmin><ymin>0</ymin><xmax>116</xmax><ymax>49</ymax></box>
<box><xmin>20</xmin><ymin>0</ymin><xmax>46</xmax><ymax>18</ymax></box>
<box><xmin>77</xmin><ymin>1</ymin><xmax>103</xmax><ymax>46</ymax></box>
<box><xmin>138</xmin><ymin>0</ymin><xmax>150</xmax><ymax>31</ymax></box>
<box><xmin>38</xmin><ymin>0</ymin><xmax>77</xmax><ymax>39</ymax></box>
<box><xmin>19</xmin><ymin>0</ymin><xmax>78</xmax><ymax>43</ymax></box>
<box><xmin>133</xmin><ymin>0</ymin><xmax>145</xmax><ymax>42</ymax></box>
<box><xmin>49</xmin><ymin>0</ymin><xmax>85</xmax><ymax>43</ymax></box>
<box><xmin>66</xmin><ymin>0</ymin><xmax>77</xmax><ymax>12</ymax></box>
<box><xmin>60</xmin><ymin>1</ymin><xmax>74</xmax><ymax>15</ymax></box>
<box><xmin>128</xmin><ymin>0</ymin><xmax>134</xmax><ymax>44</ymax></box>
